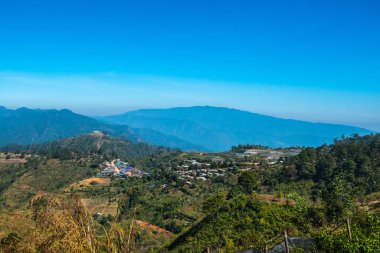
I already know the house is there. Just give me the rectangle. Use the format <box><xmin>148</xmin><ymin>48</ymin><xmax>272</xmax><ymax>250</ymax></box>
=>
<box><xmin>100</xmin><ymin>168</ymin><xmax>115</xmax><ymax>177</ymax></box>
<box><xmin>186</xmin><ymin>159</ymin><xmax>203</xmax><ymax>165</ymax></box>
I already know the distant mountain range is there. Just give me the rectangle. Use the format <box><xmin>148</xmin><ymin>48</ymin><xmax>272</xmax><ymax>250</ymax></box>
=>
<box><xmin>0</xmin><ymin>106</ymin><xmax>375</xmax><ymax>152</ymax></box>
<box><xmin>0</xmin><ymin>106</ymin><xmax>200</xmax><ymax>150</ymax></box>
<box><xmin>99</xmin><ymin>106</ymin><xmax>375</xmax><ymax>151</ymax></box>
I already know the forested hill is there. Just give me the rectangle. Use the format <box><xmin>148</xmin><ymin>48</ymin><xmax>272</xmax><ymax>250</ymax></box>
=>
<box><xmin>2</xmin><ymin>131</ymin><xmax>174</xmax><ymax>160</ymax></box>
<box><xmin>99</xmin><ymin>106</ymin><xmax>374</xmax><ymax>152</ymax></box>
<box><xmin>277</xmin><ymin>134</ymin><xmax>380</xmax><ymax>196</ymax></box>
<box><xmin>167</xmin><ymin>134</ymin><xmax>380</xmax><ymax>252</ymax></box>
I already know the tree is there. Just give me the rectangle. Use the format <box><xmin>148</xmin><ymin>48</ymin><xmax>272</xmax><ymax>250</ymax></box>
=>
<box><xmin>297</xmin><ymin>162</ymin><xmax>316</xmax><ymax>179</ymax></box>
<box><xmin>202</xmin><ymin>193</ymin><xmax>226</xmax><ymax>215</ymax></box>
<box><xmin>238</xmin><ymin>171</ymin><xmax>260</xmax><ymax>195</ymax></box>
<box><xmin>322</xmin><ymin>173</ymin><xmax>355</xmax><ymax>221</ymax></box>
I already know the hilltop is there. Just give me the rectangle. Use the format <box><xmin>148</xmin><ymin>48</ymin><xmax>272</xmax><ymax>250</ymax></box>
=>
<box><xmin>3</xmin><ymin>131</ymin><xmax>173</xmax><ymax>160</ymax></box>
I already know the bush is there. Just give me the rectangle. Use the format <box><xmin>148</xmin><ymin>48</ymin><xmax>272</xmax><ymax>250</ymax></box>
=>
<box><xmin>317</xmin><ymin>213</ymin><xmax>380</xmax><ymax>252</ymax></box>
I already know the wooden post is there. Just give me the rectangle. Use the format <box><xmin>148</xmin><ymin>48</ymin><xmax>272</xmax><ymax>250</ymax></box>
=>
<box><xmin>346</xmin><ymin>218</ymin><xmax>352</xmax><ymax>240</ymax></box>
<box><xmin>206</xmin><ymin>247</ymin><xmax>210</xmax><ymax>253</ymax></box>
<box><xmin>284</xmin><ymin>229</ymin><xmax>290</xmax><ymax>253</ymax></box>
<box><xmin>265</xmin><ymin>243</ymin><xmax>269</xmax><ymax>253</ymax></box>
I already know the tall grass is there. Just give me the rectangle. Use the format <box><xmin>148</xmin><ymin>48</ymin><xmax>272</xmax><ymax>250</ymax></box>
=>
<box><xmin>1</xmin><ymin>192</ymin><xmax>136</xmax><ymax>253</ymax></box>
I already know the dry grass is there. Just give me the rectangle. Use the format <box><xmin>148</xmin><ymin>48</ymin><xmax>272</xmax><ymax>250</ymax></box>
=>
<box><xmin>65</xmin><ymin>177</ymin><xmax>111</xmax><ymax>192</ymax></box>
<box><xmin>0</xmin><ymin>192</ymin><xmax>137</xmax><ymax>253</ymax></box>
<box><xmin>0</xmin><ymin>158</ymin><xmax>27</xmax><ymax>164</ymax></box>
<box><xmin>0</xmin><ymin>211</ymin><xmax>35</xmax><ymax>240</ymax></box>
<box><xmin>81</xmin><ymin>197</ymin><xmax>119</xmax><ymax>217</ymax></box>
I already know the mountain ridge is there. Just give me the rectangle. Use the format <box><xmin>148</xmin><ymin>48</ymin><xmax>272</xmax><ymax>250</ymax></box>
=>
<box><xmin>100</xmin><ymin>106</ymin><xmax>375</xmax><ymax>151</ymax></box>
<box><xmin>0</xmin><ymin>106</ymin><xmax>202</xmax><ymax>151</ymax></box>
<box><xmin>1</xmin><ymin>106</ymin><xmax>375</xmax><ymax>152</ymax></box>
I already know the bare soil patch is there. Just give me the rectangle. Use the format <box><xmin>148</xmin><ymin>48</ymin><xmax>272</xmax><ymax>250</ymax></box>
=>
<box><xmin>136</xmin><ymin>220</ymin><xmax>174</xmax><ymax>238</ymax></box>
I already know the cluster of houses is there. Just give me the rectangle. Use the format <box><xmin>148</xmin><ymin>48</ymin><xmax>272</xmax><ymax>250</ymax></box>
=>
<box><xmin>235</xmin><ymin>148</ymin><xmax>301</xmax><ymax>164</ymax></box>
<box><xmin>174</xmin><ymin>158</ymin><xmax>227</xmax><ymax>183</ymax></box>
<box><xmin>176</xmin><ymin>168</ymin><xmax>226</xmax><ymax>183</ymax></box>
<box><xmin>172</xmin><ymin>148</ymin><xmax>302</xmax><ymax>183</ymax></box>
<box><xmin>99</xmin><ymin>159</ymin><xmax>143</xmax><ymax>178</ymax></box>
<box><xmin>177</xmin><ymin>156</ymin><xmax>226</xmax><ymax>170</ymax></box>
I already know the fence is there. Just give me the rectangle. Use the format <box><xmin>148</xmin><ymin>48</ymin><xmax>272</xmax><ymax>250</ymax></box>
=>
<box><xmin>264</xmin><ymin>218</ymin><xmax>352</xmax><ymax>253</ymax></box>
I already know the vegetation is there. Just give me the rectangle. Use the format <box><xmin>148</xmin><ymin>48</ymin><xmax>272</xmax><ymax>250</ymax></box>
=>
<box><xmin>317</xmin><ymin>212</ymin><xmax>380</xmax><ymax>252</ymax></box>
<box><xmin>270</xmin><ymin>134</ymin><xmax>380</xmax><ymax>218</ymax></box>
<box><xmin>1</xmin><ymin>133</ymin><xmax>173</xmax><ymax>161</ymax></box>
<box><xmin>0</xmin><ymin>192</ymin><xmax>136</xmax><ymax>253</ymax></box>
<box><xmin>0</xmin><ymin>134</ymin><xmax>379</xmax><ymax>252</ymax></box>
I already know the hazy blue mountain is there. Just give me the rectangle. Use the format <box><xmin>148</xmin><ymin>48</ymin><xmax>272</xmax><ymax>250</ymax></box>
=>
<box><xmin>132</xmin><ymin>128</ymin><xmax>207</xmax><ymax>151</ymax></box>
<box><xmin>0</xmin><ymin>107</ymin><xmax>137</xmax><ymax>146</ymax></box>
<box><xmin>0</xmin><ymin>107</ymin><xmax>201</xmax><ymax>150</ymax></box>
<box><xmin>1</xmin><ymin>106</ymin><xmax>375</xmax><ymax>152</ymax></box>
<box><xmin>100</xmin><ymin>106</ymin><xmax>375</xmax><ymax>152</ymax></box>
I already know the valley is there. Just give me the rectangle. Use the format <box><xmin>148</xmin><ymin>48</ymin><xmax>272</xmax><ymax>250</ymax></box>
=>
<box><xmin>0</xmin><ymin>133</ymin><xmax>379</xmax><ymax>252</ymax></box>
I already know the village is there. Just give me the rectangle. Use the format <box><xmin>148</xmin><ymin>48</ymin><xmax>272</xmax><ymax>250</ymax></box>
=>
<box><xmin>173</xmin><ymin>147</ymin><xmax>302</xmax><ymax>183</ymax></box>
<box><xmin>98</xmin><ymin>159</ymin><xmax>143</xmax><ymax>178</ymax></box>
<box><xmin>235</xmin><ymin>148</ymin><xmax>302</xmax><ymax>164</ymax></box>
<box><xmin>175</xmin><ymin>158</ymin><xmax>226</xmax><ymax>183</ymax></box>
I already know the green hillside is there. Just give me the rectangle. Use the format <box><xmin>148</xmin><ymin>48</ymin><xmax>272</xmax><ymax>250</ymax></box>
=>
<box><xmin>0</xmin><ymin>134</ymin><xmax>379</xmax><ymax>252</ymax></box>
<box><xmin>24</xmin><ymin>132</ymin><xmax>171</xmax><ymax>160</ymax></box>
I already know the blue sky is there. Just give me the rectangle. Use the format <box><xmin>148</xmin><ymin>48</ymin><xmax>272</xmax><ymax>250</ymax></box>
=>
<box><xmin>0</xmin><ymin>0</ymin><xmax>379</xmax><ymax>131</ymax></box>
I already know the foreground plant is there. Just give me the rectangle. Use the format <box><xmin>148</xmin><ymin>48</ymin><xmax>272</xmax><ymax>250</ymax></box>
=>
<box><xmin>1</xmin><ymin>192</ymin><xmax>136</xmax><ymax>253</ymax></box>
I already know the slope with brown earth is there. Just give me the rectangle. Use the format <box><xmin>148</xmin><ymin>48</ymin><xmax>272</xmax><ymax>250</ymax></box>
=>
<box><xmin>135</xmin><ymin>220</ymin><xmax>174</xmax><ymax>239</ymax></box>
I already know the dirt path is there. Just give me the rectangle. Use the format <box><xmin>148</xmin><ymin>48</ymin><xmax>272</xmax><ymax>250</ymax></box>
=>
<box><xmin>111</xmin><ymin>160</ymin><xmax>120</xmax><ymax>173</ymax></box>
<box><xmin>96</xmin><ymin>135</ymin><xmax>104</xmax><ymax>152</ymax></box>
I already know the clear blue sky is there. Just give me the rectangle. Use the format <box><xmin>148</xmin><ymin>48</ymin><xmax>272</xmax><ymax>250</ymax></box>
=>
<box><xmin>0</xmin><ymin>0</ymin><xmax>379</xmax><ymax>131</ymax></box>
